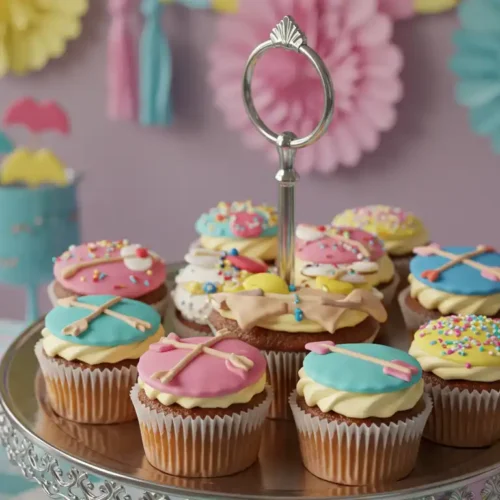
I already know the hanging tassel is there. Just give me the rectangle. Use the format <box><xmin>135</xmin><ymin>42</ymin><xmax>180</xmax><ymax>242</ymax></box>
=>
<box><xmin>139</xmin><ymin>0</ymin><xmax>173</xmax><ymax>126</ymax></box>
<box><xmin>107</xmin><ymin>0</ymin><xmax>138</xmax><ymax>121</ymax></box>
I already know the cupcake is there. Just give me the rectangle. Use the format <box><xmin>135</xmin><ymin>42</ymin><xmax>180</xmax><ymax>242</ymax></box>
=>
<box><xmin>209</xmin><ymin>273</ymin><xmax>388</xmax><ymax>419</ymax></box>
<box><xmin>290</xmin><ymin>342</ymin><xmax>431</xmax><ymax>485</ymax></box>
<box><xmin>35</xmin><ymin>294</ymin><xmax>164</xmax><ymax>424</ymax></box>
<box><xmin>48</xmin><ymin>240</ymin><xmax>168</xmax><ymax>318</ymax></box>
<box><xmin>295</xmin><ymin>223</ymin><xmax>397</xmax><ymax>306</ymax></box>
<box><xmin>399</xmin><ymin>244</ymin><xmax>500</xmax><ymax>334</ymax></box>
<box><xmin>332</xmin><ymin>205</ymin><xmax>429</xmax><ymax>283</ymax></box>
<box><xmin>130</xmin><ymin>331</ymin><xmax>272</xmax><ymax>477</ymax></box>
<box><xmin>171</xmin><ymin>247</ymin><xmax>269</xmax><ymax>338</ymax></box>
<box><xmin>409</xmin><ymin>315</ymin><xmax>500</xmax><ymax>447</ymax></box>
<box><xmin>193</xmin><ymin>200</ymin><xmax>278</xmax><ymax>264</ymax></box>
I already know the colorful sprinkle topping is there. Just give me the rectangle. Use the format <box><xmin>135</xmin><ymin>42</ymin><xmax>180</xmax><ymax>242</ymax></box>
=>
<box><xmin>413</xmin><ymin>315</ymin><xmax>500</xmax><ymax>368</ymax></box>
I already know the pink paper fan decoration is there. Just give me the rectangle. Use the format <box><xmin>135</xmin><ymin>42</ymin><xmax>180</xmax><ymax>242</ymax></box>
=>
<box><xmin>208</xmin><ymin>0</ymin><xmax>403</xmax><ymax>174</ymax></box>
<box><xmin>379</xmin><ymin>0</ymin><xmax>415</xmax><ymax>19</ymax></box>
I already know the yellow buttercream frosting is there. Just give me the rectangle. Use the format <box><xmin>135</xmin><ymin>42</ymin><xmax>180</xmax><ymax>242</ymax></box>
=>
<box><xmin>409</xmin><ymin>315</ymin><xmax>500</xmax><ymax>381</ymax></box>
<box><xmin>215</xmin><ymin>307</ymin><xmax>368</xmax><ymax>333</ymax></box>
<box><xmin>409</xmin><ymin>274</ymin><xmax>500</xmax><ymax>316</ymax></box>
<box><xmin>297</xmin><ymin>368</ymin><xmax>424</xmax><ymax>418</ymax></box>
<box><xmin>41</xmin><ymin>326</ymin><xmax>164</xmax><ymax>365</ymax></box>
<box><xmin>295</xmin><ymin>254</ymin><xmax>395</xmax><ymax>288</ymax></box>
<box><xmin>332</xmin><ymin>205</ymin><xmax>429</xmax><ymax>256</ymax></box>
<box><xmin>200</xmin><ymin>235</ymin><xmax>277</xmax><ymax>261</ymax></box>
<box><xmin>138</xmin><ymin>373</ymin><xmax>266</xmax><ymax>409</ymax></box>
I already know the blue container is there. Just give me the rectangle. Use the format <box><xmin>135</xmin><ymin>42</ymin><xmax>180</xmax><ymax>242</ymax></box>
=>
<box><xmin>0</xmin><ymin>174</ymin><xmax>81</xmax><ymax>320</ymax></box>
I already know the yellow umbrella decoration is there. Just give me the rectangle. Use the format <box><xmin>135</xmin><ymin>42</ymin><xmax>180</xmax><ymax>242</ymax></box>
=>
<box><xmin>0</xmin><ymin>0</ymin><xmax>89</xmax><ymax>76</ymax></box>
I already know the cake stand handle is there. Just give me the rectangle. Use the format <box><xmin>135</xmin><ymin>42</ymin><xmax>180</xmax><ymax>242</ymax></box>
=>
<box><xmin>242</xmin><ymin>15</ymin><xmax>334</xmax><ymax>284</ymax></box>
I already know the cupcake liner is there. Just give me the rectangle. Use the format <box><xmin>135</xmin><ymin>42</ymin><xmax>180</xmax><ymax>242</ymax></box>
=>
<box><xmin>47</xmin><ymin>280</ymin><xmax>169</xmax><ymax>319</ymax></box>
<box><xmin>35</xmin><ymin>341</ymin><xmax>138</xmax><ymax>424</ymax></box>
<box><xmin>264</xmin><ymin>329</ymin><xmax>379</xmax><ymax>421</ymax></box>
<box><xmin>379</xmin><ymin>272</ymin><xmax>400</xmax><ymax>308</ymax></box>
<box><xmin>424</xmin><ymin>382</ymin><xmax>500</xmax><ymax>448</ymax></box>
<box><xmin>398</xmin><ymin>286</ymin><xmax>440</xmax><ymax>337</ymax></box>
<box><xmin>392</xmin><ymin>255</ymin><xmax>412</xmax><ymax>289</ymax></box>
<box><xmin>264</xmin><ymin>350</ymin><xmax>307</xmax><ymax>420</ymax></box>
<box><xmin>130</xmin><ymin>384</ymin><xmax>273</xmax><ymax>478</ymax></box>
<box><xmin>168</xmin><ymin>308</ymin><xmax>211</xmax><ymax>339</ymax></box>
<box><xmin>289</xmin><ymin>391</ymin><xmax>432</xmax><ymax>486</ymax></box>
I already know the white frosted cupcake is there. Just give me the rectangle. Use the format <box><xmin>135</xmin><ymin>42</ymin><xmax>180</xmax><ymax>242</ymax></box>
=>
<box><xmin>171</xmin><ymin>247</ymin><xmax>269</xmax><ymax>337</ymax></box>
<box><xmin>290</xmin><ymin>342</ymin><xmax>431</xmax><ymax>485</ymax></box>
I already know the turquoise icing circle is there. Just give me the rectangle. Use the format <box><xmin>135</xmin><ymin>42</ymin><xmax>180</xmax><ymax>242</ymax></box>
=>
<box><xmin>195</xmin><ymin>206</ymin><xmax>277</xmax><ymax>238</ymax></box>
<box><xmin>303</xmin><ymin>344</ymin><xmax>422</xmax><ymax>394</ymax></box>
<box><xmin>410</xmin><ymin>246</ymin><xmax>500</xmax><ymax>296</ymax></box>
<box><xmin>46</xmin><ymin>295</ymin><xmax>161</xmax><ymax>347</ymax></box>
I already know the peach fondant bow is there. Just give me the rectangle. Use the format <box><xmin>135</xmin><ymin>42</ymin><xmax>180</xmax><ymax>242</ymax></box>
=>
<box><xmin>211</xmin><ymin>288</ymin><xmax>387</xmax><ymax>333</ymax></box>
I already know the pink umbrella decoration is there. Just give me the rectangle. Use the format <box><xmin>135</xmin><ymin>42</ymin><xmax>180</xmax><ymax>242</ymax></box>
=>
<box><xmin>3</xmin><ymin>98</ymin><xmax>70</xmax><ymax>135</ymax></box>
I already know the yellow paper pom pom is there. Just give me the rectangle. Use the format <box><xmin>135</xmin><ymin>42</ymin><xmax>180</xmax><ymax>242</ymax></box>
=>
<box><xmin>243</xmin><ymin>273</ymin><xmax>289</xmax><ymax>294</ymax></box>
<box><xmin>212</xmin><ymin>0</ymin><xmax>238</xmax><ymax>13</ymax></box>
<box><xmin>0</xmin><ymin>148</ymin><xmax>68</xmax><ymax>187</ymax></box>
<box><xmin>414</xmin><ymin>0</ymin><xmax>459</xmax><ymax>14</ymax></box>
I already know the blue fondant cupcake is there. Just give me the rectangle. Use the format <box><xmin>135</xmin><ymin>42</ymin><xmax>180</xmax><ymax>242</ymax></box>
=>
<box><xmin>398</xmin><ymin>244</ymin><xmax>500</xmax><ymax>333</ymax></box>
<box><xmin>35</xmin><ymin>295</ymin><xmax>164</xmax><ymax>424</ymax></box>
<box><xmin>289</xmin><ymin>342</ymin><xmax>432</xmax><ymax>485</ymax></box>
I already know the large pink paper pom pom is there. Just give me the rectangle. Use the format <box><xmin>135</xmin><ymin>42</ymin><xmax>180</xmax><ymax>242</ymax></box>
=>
<box><xmin>208</xmin><ymin>0</ymin><xmax>404</xmax><ymax>174</ymax></box>
<box><xmin>379</xmin><ymin>0</ymin><xmax>415</xmax><ymax>19</ymax></box>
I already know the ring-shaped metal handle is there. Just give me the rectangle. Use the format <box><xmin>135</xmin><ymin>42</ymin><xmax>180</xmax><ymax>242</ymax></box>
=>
<box><xmin>242</xmin><ymin>17</ymin><xmax>335</xmax><ymax>149</ymax></box>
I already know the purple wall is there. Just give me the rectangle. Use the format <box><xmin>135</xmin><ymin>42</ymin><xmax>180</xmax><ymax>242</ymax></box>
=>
<box><xmin>0</xmin><ymin>4</ymin><xmax>497</xmax><ymax>319</ymax></box>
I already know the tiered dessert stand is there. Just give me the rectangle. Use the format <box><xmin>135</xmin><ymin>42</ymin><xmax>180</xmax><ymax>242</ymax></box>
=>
<box><xmin>1</xmin><ymin>16</ymin><xmax>500</xmax><ymax>500</ymax></box>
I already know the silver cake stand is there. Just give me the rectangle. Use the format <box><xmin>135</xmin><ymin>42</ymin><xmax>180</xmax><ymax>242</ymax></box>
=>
<box><xmin>1</xmin><ymin>15</ymin><xmax>500</xmax><ymax>500</ymax></box>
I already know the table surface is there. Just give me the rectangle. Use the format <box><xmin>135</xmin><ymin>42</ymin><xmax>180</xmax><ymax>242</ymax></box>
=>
<box><xmin>1</xmin><ymin>318</ymin><xmax>500</xmax><ymax>500</ymax></box>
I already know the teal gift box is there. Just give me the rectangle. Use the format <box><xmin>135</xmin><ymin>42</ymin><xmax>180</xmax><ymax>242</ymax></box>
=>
<box><xmin>0</xmin><ymin>173</ymin><xmax>81</xmax><ymax>320</ymax></box>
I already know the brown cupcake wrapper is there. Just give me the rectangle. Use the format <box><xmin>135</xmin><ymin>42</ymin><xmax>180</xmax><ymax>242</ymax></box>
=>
<box><xmin>392</xmin><ymin>254</ymin><xmax>412</xmax><ymax>287</ymax></box>
<box><xmin>398</xmin><ymin>286</ymin><xmax>440</xmax><ymax>337</ymax></box>
<box><xmin>169</xmin><ymin>307</ymin><xmax>211</xmax><ymax>339</ymax></box>
<box><xmin>289</xmin><ymin>391</ymin><xmax>432</xmax><ymax>486</ymax></box>
<box><xmin>424</xmin><ymin>383</ymin><xmax>500</xmax><ymax>448</ymax></box>
<box><xmin>130</xmin><ymin>384</ymin><xmax>272</xmax><ymax>478</ymax></box>
<box><xmin>380</xmin><ymin>272</ymin><xmax>400</xmax><ymax>308</ymax></box>
<box><xmin>47</xmin><ymin>280</ymin><xmax>169</xmax><ymax>319</ymax></box>
<box><xmin>35</xmin><ymin>341</ymin><xmax>138</xmax><ymax>424</ymax></box>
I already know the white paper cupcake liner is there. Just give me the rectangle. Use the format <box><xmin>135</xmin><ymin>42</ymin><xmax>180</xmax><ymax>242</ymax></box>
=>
<box><xmin>379</xmin><ymin>272</ymin><xmax>400</xmax><ymax>308</ymax></box>
<box><xmin>47</xmin><ymin>280</ymin><xmax>169</xmax><ymax>319</ymax></box>
<box><xmin>264</xmin><ymin>350</ymin><xmax>307</xmax><ymax>420</ymax></box>
<box><xmin>35</xmin><ymin>341</ymin><xmax>138</xmax><ymax>424</ymax></box>
<box><xmin>424</xmin><ymin>382</ymin><xmax>500</xmax><ymax>447</ymax></box>
<box><xmin>289</xmin><ymin>391</ymin><xmax>432</xmax><ymax>486</ymax></box>
<box><xmin>130</xmin><ymin>384</ymin><xmax>273</xmax><ymax>477</ymax></box>
<box><xmin>398</xmin><ymin>286</ymin><xmax>440</xmax><ymax>337</ymax></box>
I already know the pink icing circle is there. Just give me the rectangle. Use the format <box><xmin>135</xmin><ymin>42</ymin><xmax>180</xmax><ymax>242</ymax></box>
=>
<box><xmin>53</xmin><ymin>241</ymin><xmax>167</xmax><ymax>299</ymax></box>
<box><xmin>230</xmin><ymin>212</ymin><xmax>264</xmax><ymax>238</ymax></box>
<box><xmin>138</xmin><ymin>336</ymin><xmax>267</xmax><ymax>398</ymax></box>
<box><xmin>296</xmin><ymin>226</ymin><xmax>385</xmax><ymax>265</ymax></box>
<box><xmin>225</xmin><ymin>254</ymin><xmax>268</xmax><ymax>273</ymax></box>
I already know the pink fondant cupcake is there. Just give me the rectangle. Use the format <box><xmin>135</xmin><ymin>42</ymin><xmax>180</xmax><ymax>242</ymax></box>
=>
<box><xmin>48</xmin><ymin>240</ymin><xmax>168</xmax><ymax>318</ymax></box>
<box><xmin>130</xmin><ymin>330</ymin><xmax>272</xmax><ymax>477</ymax></box>
<box><xmin>295</xmin><ymin>224</ymin><xmax>399</xmax><ymax>307</ymax></box>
